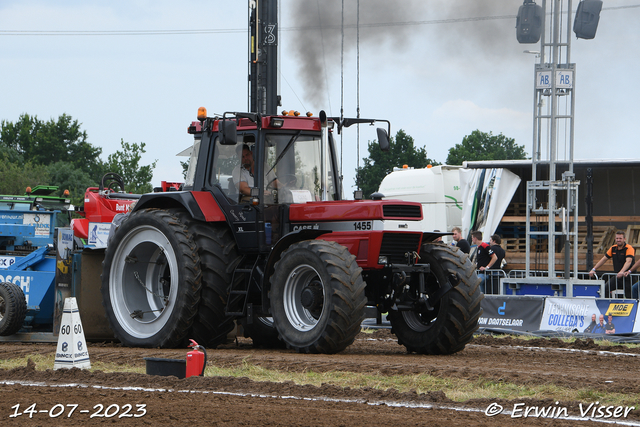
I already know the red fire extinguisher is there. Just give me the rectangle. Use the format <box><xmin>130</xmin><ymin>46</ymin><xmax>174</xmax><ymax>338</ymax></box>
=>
<box><xmin>186</xmin><ymin>339</ymin><xmax>207</xmax><ymax>378</ymax></box>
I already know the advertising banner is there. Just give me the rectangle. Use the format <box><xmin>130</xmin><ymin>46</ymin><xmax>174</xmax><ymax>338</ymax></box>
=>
<box><xmin>88</xmin><ymin>222</ymin><xmax>111</xmax><ymax>248</ymax></box>
<box><xmin>479</xmin><ymin>295</ymin><xmax>545</xmax><ymax>332</ymax></box>
<box><xmin>633</xmin><ymin>305</ymin><xmax>640</xmax><ymax>333</ymax></box>
<box><xmin>541</xmin><ymin>298</ymin><xmax>637</xmax><ymax>334</ymax></box>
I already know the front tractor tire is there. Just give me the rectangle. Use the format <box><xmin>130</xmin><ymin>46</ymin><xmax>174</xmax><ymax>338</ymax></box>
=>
<box><xmin>270</xmin><ymin>240</ymin><xmax>366</xmax><ymax>354</ymax></box>
<box><xmin>388</xmin><ymin>243</ymin><xmax>483</xmax><ymax>355</ymax></box>
<box><xmin>101</xmin><ymin>209</ymin><xmax>201</xmax><ymax>348</ymax></box>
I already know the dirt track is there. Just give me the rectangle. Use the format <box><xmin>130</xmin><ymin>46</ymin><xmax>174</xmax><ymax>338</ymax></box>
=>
<box><xmin>1</xmin><ymin>330</ymin><xmax>639</xmax><ymax>426</ymax></box>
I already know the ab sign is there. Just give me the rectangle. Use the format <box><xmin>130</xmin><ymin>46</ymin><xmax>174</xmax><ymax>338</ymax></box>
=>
<box><xmin>536</xmin><ymin>69</ymin><xmax>574</xmax><ymax>89</ymax></box>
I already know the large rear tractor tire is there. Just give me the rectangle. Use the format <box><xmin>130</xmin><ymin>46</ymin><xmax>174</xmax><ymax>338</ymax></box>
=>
<box><xmin>183</xmin><ymin>219</ymin><xmax>242</xmax><ymax>349</ymax></box>
<box><xmin>0</xmin><ymin>282</ymin><xmax>27</xmax><ymax>336</ymax></box>
<box><xmin>101</xmin><ymin>209</ymin><xmax>201</xmax><ymax>348</ymax></box>
<box><xmin>388</xmin><ymin>243</ymin><xmax>483</xmax><ymax>355</ymax></box>
<box><xmin>270</xmin><ymin>240</ymin><xmax>366</xmax><ymax>354</ymax></box>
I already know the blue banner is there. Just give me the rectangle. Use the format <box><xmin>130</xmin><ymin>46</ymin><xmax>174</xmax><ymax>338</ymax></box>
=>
<box><xmin>479</xmin><ymin>295</ymin><xmax>545</xmax><ymax>332</ymax></box>
<box><xmin>540</xmin><ymin>298</ymin><xmax>637</xmax><ymax>334</ymax></box>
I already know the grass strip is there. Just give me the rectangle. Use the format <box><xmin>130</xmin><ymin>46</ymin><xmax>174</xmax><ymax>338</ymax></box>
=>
<box><xmin>0</xmin><ymin>353</ymin><xmax>636</xmax><ymax>407</ymax></box>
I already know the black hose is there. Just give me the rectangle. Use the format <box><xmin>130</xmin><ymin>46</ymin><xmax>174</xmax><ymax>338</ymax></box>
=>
<box><xmin>199</xmin><ymin>346</ymin><xmax>207</xmax><ymax>377</ymax></box>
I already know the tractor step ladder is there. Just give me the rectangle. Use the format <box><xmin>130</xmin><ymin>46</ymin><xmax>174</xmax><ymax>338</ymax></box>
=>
<box><xmin>225</xmin><ymin>254</ymin><xmax>262</xmax><ymax>316</ymax></box>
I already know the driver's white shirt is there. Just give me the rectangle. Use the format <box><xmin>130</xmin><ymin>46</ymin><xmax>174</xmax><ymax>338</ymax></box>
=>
<box><xmin>232</xmin><ymin>165</ymin><xmax>276</xmax><ymax>192</ymax></box>
<box><xmin>232</xmin><ymin>165</ymin><xmax>254</xmax><ymax>189</ymax></box>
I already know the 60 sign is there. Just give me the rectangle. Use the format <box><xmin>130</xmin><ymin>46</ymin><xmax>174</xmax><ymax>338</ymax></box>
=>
<box><xmin>60</xmin><ymin>324</ymin><xmax>82</xmax><ymax>335</ymax></box>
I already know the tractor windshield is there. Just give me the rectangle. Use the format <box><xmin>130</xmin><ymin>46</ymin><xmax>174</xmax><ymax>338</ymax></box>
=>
<box><xmin>264</xmin><ymin>132</ymin><xmax>339</xmax><ymax>203</ymax></box>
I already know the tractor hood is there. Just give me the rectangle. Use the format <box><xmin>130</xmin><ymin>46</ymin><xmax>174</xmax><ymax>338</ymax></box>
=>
<box><xmin>288</xmin><ymin>200</ymin><xmax>423</xmax><ymax>222</ymax></box>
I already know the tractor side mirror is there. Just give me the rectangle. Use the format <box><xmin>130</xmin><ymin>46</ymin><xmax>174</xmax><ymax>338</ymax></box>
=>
<box><xmin>220</xmin><ymin>120</ymin><xmax>238</xmax><ymax>145</ymax></box>
<box><xmin>377</xmin><ymin>128</ymin><xmax>390</xmax><ymax>152</ymax></box>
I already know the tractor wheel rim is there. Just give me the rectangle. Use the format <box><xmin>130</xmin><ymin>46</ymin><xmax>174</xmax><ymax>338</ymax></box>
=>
<box><xmin>110</xmin><ymin>225</ymin><xmax>178</xmax><ymax>339</ymax></box>
<box><xmin>282</xmin><ymin>264</ymin><xmax>325</xmax><ymax>332</ymax></box>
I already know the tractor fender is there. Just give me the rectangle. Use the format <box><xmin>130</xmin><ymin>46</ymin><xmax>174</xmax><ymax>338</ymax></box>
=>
<box><xmin>261</xmin><ymin>229</ymin><xmax>329</xmax><ymax>311</ymax></box>
<box><xmin>423</xmin><ymin>230</ymin><xmax>451</xmax><ymax>243</ymax></box>
<box><xmin>132</xmin><ymin>191</ymin><xmax>226</xmax><ymax>222</ymax></box>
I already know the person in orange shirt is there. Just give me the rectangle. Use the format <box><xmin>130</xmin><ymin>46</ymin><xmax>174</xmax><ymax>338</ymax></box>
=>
<box><xmin>589</xmin><ymin>231</ymin><xmax>634</xmax><ymax>298</ymax></box>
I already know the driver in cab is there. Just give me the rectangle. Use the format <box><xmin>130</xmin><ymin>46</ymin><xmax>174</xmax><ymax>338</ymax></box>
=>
<box><xmin>233</xmin><ymin>144</ymin><xmax>280</xmax><ymax>202</ymax></box>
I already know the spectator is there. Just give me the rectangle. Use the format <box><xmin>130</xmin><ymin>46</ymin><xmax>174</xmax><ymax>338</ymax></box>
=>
<box><xmin>490</xmin><ymin>234</ymin><xmax>506</xmax><ymax>269</ymax></box>
<box><xmin>589</xmin><ymin>230</ymin><xmax>634</xmax><ymax>298</ymax></box>
<box><xmin>605</xmin><ymin>314</ymin><xmax>616</xmax><ymax>334</ymax></box>
<box><xmin>451</xmin><ymin>227</ymin><xmax>471</xmax><ymax>254</ymax></box>
<box><xmin>583</xmin><ymin>314</ymin><xmax>597</xmax><ymax>333</ymax></box>
<box><xmin>592</xmin><ymin>314</ymin><xmax>607</xmax><ymax>334</ymax></box>
<box><xmin>471</xmin><ymin>231</ymin><xmax>497</xmax><ymax>294</ymax></box>
<box><xmin>623</xmin><ymin>257</ymin><xmax>640</xmax><ymax>298</ymax></box>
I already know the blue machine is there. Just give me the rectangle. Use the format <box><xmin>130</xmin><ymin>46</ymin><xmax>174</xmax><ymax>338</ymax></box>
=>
<box><xmin>0</xmin><ymin>188</ymin><xmax>72</xmax><ymax>337</ymax></box>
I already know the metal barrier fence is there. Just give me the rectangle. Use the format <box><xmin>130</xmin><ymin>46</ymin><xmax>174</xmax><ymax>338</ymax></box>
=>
<box><xmin>476</xmin><ymin>269</ymin><xmax>507</xmax><ymax>295</ymax></box>
<box><xmin>599</xmin><ymin>272</ymin><xmax>640</xmax><ymax>298</ymax></box>
<box><xmin>477</xmin><ymin>269</ymin><xmax>640</xmax><ymax>297</ymax></box>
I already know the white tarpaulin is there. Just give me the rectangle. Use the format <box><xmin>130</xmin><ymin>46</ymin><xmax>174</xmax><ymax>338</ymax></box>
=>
<box><xmin>460</xmin><ymin>168</ymin><xmax>521</xmax><ymax>242</ymax></box>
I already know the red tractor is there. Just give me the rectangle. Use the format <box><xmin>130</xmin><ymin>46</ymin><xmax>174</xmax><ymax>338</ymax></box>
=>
<box><xmin>101</xmin><ymin>109</ymin><xmax>482</xmax><ymax>354</ymax></box>
<box><xmin>72</xmin><ymin>173</ymin><xmax>140</xmax><ymax>245</ymax></box>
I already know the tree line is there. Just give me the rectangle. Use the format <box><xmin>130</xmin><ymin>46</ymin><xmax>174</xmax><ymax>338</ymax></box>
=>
<box><xmin>0</xmin><ymin>113</ymin><xmax>157</xmax><ymax>205</ymax></box>
<box><xmin>1</xmin><ymin>112</ymin><xmax>527</xmax><ymax>204</ymax></box>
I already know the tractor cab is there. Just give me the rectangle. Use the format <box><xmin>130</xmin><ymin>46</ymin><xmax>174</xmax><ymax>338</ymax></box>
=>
<box><xmin>186</xmin><ymin>109</ymin><xmax>358</xmax><ymax>252</ymax></box>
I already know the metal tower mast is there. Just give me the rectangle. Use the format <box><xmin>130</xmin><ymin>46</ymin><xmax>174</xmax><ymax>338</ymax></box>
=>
<box><xmin>525</xmin><ymin>0</ymin><xmax>580</xmax><ymax>282</ymax></box>
<box><xmin>249</xmin><ymin>0</ymin><xmax>280</xmax><ymax>115</ymax></box>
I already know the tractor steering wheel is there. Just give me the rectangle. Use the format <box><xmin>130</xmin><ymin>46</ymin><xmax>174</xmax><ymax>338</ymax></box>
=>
<box><xmin>268</xmin><ymin>174</ymin><xmax>297</xmax><ymax>204</ymax></box>
<box><xmin>268</xmin><ymin>174</ymin><xmax>297</xmax><ymax>189</ymax></box>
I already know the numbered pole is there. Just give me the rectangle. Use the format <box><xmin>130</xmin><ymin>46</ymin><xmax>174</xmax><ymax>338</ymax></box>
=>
<box><xmin>54</xmin><ymin>297</ymin><xmax>91</xmax><ymax>370</ymax></box>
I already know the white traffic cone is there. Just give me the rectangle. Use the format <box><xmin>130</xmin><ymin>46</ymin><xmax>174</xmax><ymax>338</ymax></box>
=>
<box><xmin>53</xmin><ymin>297</ymin><xmax>91</xmax><ymax>370</ymax></box>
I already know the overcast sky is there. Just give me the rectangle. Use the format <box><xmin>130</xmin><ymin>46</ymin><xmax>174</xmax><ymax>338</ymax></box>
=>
<box><xmin>1</xmin><ymin>0</ymin><xmax>638</xmax><ymax>197</ymax></box>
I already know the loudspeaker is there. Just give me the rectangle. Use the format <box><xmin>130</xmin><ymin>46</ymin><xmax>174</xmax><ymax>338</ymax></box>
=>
<box><xmin>516</xmin><ymin>1</ymin><xmax>544</xmax><ymax>44</ymax></box>
<box><xmin>574</xmin><ymin>0</ymin><xmax>602</xmax><ymax>40</ymax></box>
